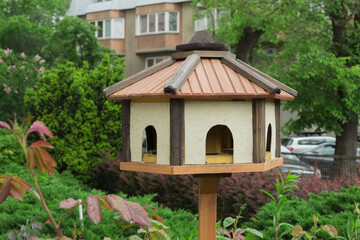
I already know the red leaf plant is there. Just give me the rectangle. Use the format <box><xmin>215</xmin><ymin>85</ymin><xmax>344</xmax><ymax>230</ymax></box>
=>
<box><xmin>0</xmin><ymin>115</ymin><xmax>152</xmax><ymax>239</ymax></box>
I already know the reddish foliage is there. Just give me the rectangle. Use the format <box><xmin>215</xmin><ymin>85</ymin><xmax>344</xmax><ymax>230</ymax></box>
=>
<box><xmin>90</xmin><ymin>152</ymin><xmax>360</xmax><ymax>221</ymax></box>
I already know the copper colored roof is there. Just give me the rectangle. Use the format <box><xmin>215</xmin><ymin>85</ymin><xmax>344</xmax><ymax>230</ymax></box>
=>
<box><xmin>108</xmin><ymin>58</ymin><xmax>294</xmax><ymax>100</ymax></box>
<box><xmin>104</xmin><ymin>31</ymin><xmax>297</xmax><ymax>101</ymax></box>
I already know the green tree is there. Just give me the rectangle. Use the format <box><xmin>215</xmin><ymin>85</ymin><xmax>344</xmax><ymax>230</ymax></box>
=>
<box><xmin>271</xmin><ymin>1</ymin><xmax>360</xmax><ymax>176</ymax></box>
<box><xmin>42</xmin><ymin>16</ymin><xmax>114</xmax><ymax>68</ymax></box>
<box><xmin>24</xmin><ymin>55</ymin><xmax>125</xmax><ymax>181</ymax></box>
<box><xmin>195</xmin><ymin>0</ymin><xmax>360</xmax><ymax>176</ymax></box>
<box><xmin>193</xmin><ymin>0</ymin><xmax>300</xmax><ymax>64</ymax></box>
<box><xmin>0</xmin><ymin>0</ymin><xmax>71</xmax><ymax>55</ymax></box>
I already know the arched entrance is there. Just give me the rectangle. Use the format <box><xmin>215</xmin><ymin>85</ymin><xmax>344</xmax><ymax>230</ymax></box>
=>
<box><xmin>205</xmin><ymin>125</ymin><xmax>233</xmax><ymax>164</ymax></box>
<box><xmin>142</xmin><ymin>125</ymin><xmax>157</xmax><ymax>163</ymax></box>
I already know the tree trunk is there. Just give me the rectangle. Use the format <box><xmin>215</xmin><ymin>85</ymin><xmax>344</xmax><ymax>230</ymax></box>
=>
<box><xmin>235</xmin><ymin>26</ymin><xmax>264</xmax><ymax>64</ymax></box>
<box><xmin>331</xmin><ymin>113</ymin><xmax>358</xmax><ymax>178</ymax></box>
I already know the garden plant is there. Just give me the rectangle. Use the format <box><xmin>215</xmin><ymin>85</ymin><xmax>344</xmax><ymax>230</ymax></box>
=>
<box><xmin>0</xmin><ymin>116</ymin><xmax>170</xmax><ymax>239</ymax></box>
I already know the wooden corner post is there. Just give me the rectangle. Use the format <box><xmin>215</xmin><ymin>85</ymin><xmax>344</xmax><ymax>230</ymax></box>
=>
<box><xmin>170</xmin><ymin>98</ymin><xmax>184</xmax><ymax>165</ymax></box>
<box><xmin>252</xmin><ymin>98</ymin><xmax>265</xmax><ymax>163</ymax></box>
<box><xmin>122</xmin><ymin>100</ymin><xmax>131</xmax><ymax>162</ymax></box>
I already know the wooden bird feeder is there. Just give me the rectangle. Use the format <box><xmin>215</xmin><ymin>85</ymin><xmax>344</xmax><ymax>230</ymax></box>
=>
<box><xmin>104</xmin><ymin>31</ymin><xmax>297</xmax><ymax>240</ymax></box>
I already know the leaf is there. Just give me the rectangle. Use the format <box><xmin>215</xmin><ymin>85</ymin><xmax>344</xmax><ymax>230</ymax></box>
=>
<box><xmin>59</xmin><ymin>198</ymin><xmax>78</xmax><ymax>209</ymax></box>
<box><xmin>106</xmin><ymin>195</ymin><xmax>151</xmax><ymax>226</ymax></box>
<box><xmin>97</xmin><ymin>196</ymin><xmax>112</xmax><ymax>211</ymax></box>
<box><xmin>148</xmin><ymin>227</ymin><xmax>171</xmax><ymax>240</ymax></box>
<box><xmin>22</xmin><ymin>116</ymin><xmax>35</xmax><ymax>125</ymax></box>
<box><xmin>0</xmin><ymin>121</ymin><xmax>11</xmax><ymax>130</ymax></box>
<box><xmin>31</xmin><ymin>141</ymin><xmax>53</xmax><ymax>149</ymax></box>
<box><xmin>128</xmin><ymin>235</ymin><xmax>142</xmax><ymax>240</ymax></box>
<box><xmin>113</xmin><ymin>215</ymin><xmax>135</xmax><ymax>230</ymax></box>
<box><xmin>26</xmin><ymin>147</ymin><xmax>36</xmax><ymax>170</ymax></box>
<box><xmin>291</xmin><ymin>231</ymin><xmax>307</xmax><ymax>240</ymax></box>
<box><xmin>150</xmin><ymin>218</ymin><xmax>170</xmax><ymax>233</ymax></box>
<box><xmin>223</xmin><ymin>217</ymin><xmax>236</xmax><ymax>228</ymax></box>
<box><xmin>9</xmin><ymin>177</ymin><xmax>29</xmax><ymax>201</ymax></box>
<box><xmin>322</xmin><ymin>224</ymin><xmax>338</xmax><ymax>237</ymax></box>
<box><xmin>0</xmin><ymin>175</ymin><xmax>11</xmax><ymax>204</ymax></box>
<box><xmin>244</xmin><ymin>228</ymin><xmax>263</xmax><ymax>238</ymax></box>
<box><xmin>219</xmin><ymin>230</ymin><xmax>232</xmax><ymax>238</ymax></box>
<box><xmin>313</xmin><ymin>215</ymin><xmax>318</xmax><ymax>227</ymax></box>
<box><xmin>86</xmin><ymin>195</ymin><xmax>102</xmax><ymax>225</ymax></box>
<box><xmin>291</xmin><ymin>225</ymin><xmax>303</xmax><ymax>236</ymax></box>
<box><xmin>151</xmin><ymin>213</ymin><xmax>164</xmax><ymax>224</ymax></box>
<box><xmin>25</xmin><ymin>121</ymin><xmax>53</xmax><ymax>138</ymax></box>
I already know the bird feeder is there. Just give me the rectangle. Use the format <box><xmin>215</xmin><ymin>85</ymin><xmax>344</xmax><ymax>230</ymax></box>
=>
<box><xmin>104</xmin><ymin>31</ymin><xmax>297</xmax><ymax>240</ymax></box>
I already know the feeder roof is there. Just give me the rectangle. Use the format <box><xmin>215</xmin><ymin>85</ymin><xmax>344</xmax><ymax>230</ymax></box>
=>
<box><xmin>104</xmin><ymin>31</ymin><xmax>297</xmax><ymax>101</ymax></box>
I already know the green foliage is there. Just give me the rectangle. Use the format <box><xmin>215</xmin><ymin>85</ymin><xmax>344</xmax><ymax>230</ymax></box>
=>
<box><xmin>0</xmin><ymin>49</ymin><xmax>45</xmax><ymax>121</ymax></box>
<box><xmin>0</xmin><ymin>129</ymin><xmax>24</xmax><ymax>165</ymax></box>
<box><xmin>217</xmin><ymin>204</ymin><xmax>263</xmax><ymax>240</ymax></box>
<box><xmin>245</xmin><ymin>187</ymin><xmax>360</xmax><ymax>240</ymax></box>
<box><xmin>24</xmin><ymin>55</ymin><xmax>124</xmax><ymax>180</ymax></box>
<box><xmin>42</xmin><ymin>16</ymin><xmax>114</xmax><ymax>68</ymax></box>
<box><xmin>261</xmin><ymin>171</ymin><xmax>299</xmax><ymax>240</ymax></box>
<box><xmin>0</xmin><ymin>162</ymin><xmax>198</xmax><ymax>239</ymax></box>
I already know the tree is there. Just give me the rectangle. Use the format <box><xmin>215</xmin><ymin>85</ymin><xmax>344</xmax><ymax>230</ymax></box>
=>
<box><xmin>272</xmin><ymin>1</ymin><xmax>360</xmax><ymax>177</ymax></box>
<box><xmin>0</xmin><ymin>0</ymin><xmax>71</xmax><ymax>56</ymax></box>
<box><xmin>42</xmin><ymin>16</ymin><xmax>114</xmax><ymax>68</ymax></box>
<box><xmin>194</xmin><ymin>0</ymin><xmax>360</xmax><ymax>176</ymax></box>
<box><xmin>0</xmin><ymin>49</ymin><xmax>45</xmax><ymax>121</ymax></box>
<box><xmin>193</xmin><ymin>0</ymin><xmax>299</xmax><ymax>64</ymax></box>
<box><xmin>24</xmin><ymin>55</ymin><xmax>125</xmax><ymax>181</ymax></box>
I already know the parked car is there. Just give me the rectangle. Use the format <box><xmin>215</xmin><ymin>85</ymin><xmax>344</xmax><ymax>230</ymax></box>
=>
<box><xmin>281</xmin><ymin>136</ymin><xmax>336</xmax><ymax>154</ymax></box>
<box><xmin>299</xmin><ymin>142</ymin><xmax>360</xmax><ymax>178</ymax></box>
<box><xmin>278</xmin><ymin>145</ymin><xmax>321</xmax><ymax>178</ymax></box>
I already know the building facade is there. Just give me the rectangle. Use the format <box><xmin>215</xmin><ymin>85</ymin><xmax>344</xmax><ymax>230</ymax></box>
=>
<box><xmin>67</xmin><ymin>0</ymin><xmax>202</xmax><ymax>77</ymax></box>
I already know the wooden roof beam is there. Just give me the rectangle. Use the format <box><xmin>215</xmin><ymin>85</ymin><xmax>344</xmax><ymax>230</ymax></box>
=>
<box><xmin>235</xmin><ymin>59</ymin><xmax>298</xmax><ymax>97</ymax></box>
<box><xmin>104</xmin><ymin>58</ymin><xmax>175</xmax><ymax>97</ymax></box>
<box><xmin>164</xmin><ymin>54</ymin><xmax>200</xmax><ymax>94</ymax></box>
<box><xmin>221</xmin><ymin>56</ymin><xmax>281</xmax><ymax>95</ymax></box>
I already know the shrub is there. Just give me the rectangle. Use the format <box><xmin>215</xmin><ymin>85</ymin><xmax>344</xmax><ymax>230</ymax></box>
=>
<box><xmin>24</xmin><ymin>54</ymin><xmax>125</xmax><ymax>180</ymax></box>
<box><xmin>0</xmin><ymin>128</ymin><xmax>24</xmax><ymax>165</ymax></box>
<box><xmin>0</xmin><ymin>162</ymin><xmax>198</xmax><ymax>239</ymax></box>
<box><xmin>244</xmin><ymin>186</ymin><xmax>360</xmax><ymax>239</ymax></box>
<box><xmin>91</xmin><ymin>153</ymin><xmax>360</xmax><ymax>223</ymax></box>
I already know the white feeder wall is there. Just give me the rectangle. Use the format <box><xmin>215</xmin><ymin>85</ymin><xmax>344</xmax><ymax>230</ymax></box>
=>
<box><xmin>130</xmin><ymin>102</ymin><xmax>170</xmax><ymax>165</ymax></box>
<box><xmin>184</xmin><ymin>101</ymin><xmax>253</xmax><ymax>165</ymax></box>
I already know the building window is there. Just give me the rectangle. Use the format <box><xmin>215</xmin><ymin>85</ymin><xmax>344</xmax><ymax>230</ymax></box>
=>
<box><xmin>136</xmin><ymin>12</ymin><xmax>179</xmax><ymax>35</ymax></box>
<box><xmin>145</xmin><ymin>56</ymin><xmax>169</xmax><ymax>68</ymax></box>
<box><xmin>90</xmin><ymin>18</ymin><xmax>125</xmax><ymax>39</ymax></box>
<box><xmin>264</xmin><ymin>48</ymin><xmax>277</xmax><ymax>56</ymax></box>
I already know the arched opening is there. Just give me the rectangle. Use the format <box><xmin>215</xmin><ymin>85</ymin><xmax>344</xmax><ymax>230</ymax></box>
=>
<box><xmin>205</xmin><ymin>125</ymin><xmax>233</xmax><ymax>164</ymax></box>
<box><xmin>266</xmin><ymin>124</ymin><xmax>272</xmax><ymax>160</ymax></box>
<box><xmin>142</xmin><ymin>125</ymin><xmax>157</xmax><ymax>163</ymax></box>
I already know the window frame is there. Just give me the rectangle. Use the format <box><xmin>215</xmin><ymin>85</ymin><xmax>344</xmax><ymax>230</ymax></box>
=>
<box><xmin>145</xmin><ymin>56</ymin><xmax>170</xmax><ymax>68</ymax></box>
<box><xmin>90</xmin><ymin>18</ymin><xmax>125</xmax><ymax>40</ymax></box>
<box><xmin>136</xmin><ymin>11</ymin><xmax>179</xmax><ymax>36</ymax></box>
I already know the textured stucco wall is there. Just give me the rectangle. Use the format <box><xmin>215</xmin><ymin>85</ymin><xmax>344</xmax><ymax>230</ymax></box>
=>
<box><xmin>130</xmin><ymin>102</ymin><xmax>170</xmax><ymax>164</ymax></box>
<box><xmin>184</xmin><ymin>101</ymin><xmax>253</xmax><ymax>164</ymax></box>
<box><xmin>265</xmin><ymin>101</ymin><xmax>276</xmax><ymax>158</ymax></box>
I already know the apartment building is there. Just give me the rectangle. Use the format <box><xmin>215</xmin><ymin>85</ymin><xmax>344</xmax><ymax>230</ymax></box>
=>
<box><xmin>67</xmin><ymin>0</ymin><xmax>206</xmax><ymax>77</ymax></box>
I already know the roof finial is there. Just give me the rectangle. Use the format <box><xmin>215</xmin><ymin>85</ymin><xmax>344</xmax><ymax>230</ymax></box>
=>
<box><xmin>176</xmin><ymin>30</ymin><xmax>229</xmax><ymax>52</ymax></box>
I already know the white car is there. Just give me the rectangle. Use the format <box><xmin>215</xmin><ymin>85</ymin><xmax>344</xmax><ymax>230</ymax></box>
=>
<box><xmin>281</xmin><ymin>136</ymin><xmax>336</xmax><ymax>154</ymax></box>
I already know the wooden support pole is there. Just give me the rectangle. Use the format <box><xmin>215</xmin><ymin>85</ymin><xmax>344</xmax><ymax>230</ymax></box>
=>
<box><xmin>197</xmin><ymin>175</ymin><xmax>221</xmax><ymax>240</ymax></box>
